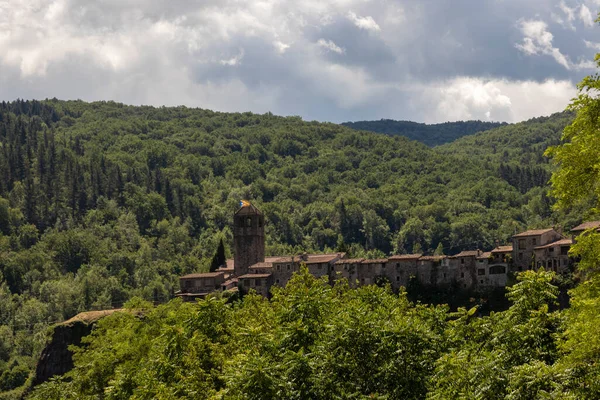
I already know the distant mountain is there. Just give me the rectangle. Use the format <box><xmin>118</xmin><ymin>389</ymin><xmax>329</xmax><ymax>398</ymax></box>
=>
<box><xmin>341</xmin><ymin>119</ymin><xmax>507</xmax><ymax>147</ymax></box>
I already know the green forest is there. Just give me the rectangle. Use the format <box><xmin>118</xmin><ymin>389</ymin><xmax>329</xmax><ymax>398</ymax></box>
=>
<box><xmin>0</xmin><ymin>84</ymin><xmax>595</xmax><ymax>398</ymax></box>
<box><xmin>341</xmin><ymin>119</ymin><xmax>507</xmax><ymax>146</ymax></box>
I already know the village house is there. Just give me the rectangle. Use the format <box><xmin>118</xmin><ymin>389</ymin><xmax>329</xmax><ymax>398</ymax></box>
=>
<box><xmin>512</xmin><ymin>229</ymin><xmax>563</xmax><ymax>271</ymax></box>
<box><xmin>571</xmin><ymin>221</ymin><xmax>600</xmax><ymax>240</ymax></box>
<box><xmin>177</xmin><ymin>202</ymin><xmax>591</xmax><ymax>299</ymax></box>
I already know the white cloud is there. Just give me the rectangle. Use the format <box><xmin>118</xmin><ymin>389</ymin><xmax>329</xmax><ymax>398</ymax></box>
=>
<box><xmin>585</xmin><ymin>39</ymin><xmax>600</xmax><ymax>50</ymax></box>
<box><xmin>220</xmin><ymin>50</ymin><xmax>245</xmax><ymax>66</ymax></box>
<box><xmin>558</xmin><ymin>1</ymin><xmax>577</xmax><ymax>29</ymax></box>
<box><xmin>515</xmin><ymin>19</ymin><xmax>595</xmax><ymax>71</ymax></box>
<box><xmin>580</xmin><ymin>4</ymin><xmax>595</xmax><ymax>27</ymax></box>
<box><xmin>0</xmin><ymin>0</ymin><xmax>596</xmax><ymax>124</ymax></box>
<box><xmin>317</xmin><ymin>38</ymin><xmax>345</xmax><ymax>54</ymax></box>
<box><xmin>347</xmin><ymin>11</ymin><xmax>381</xmax><ymax>32</ymax></box>
<box><xmin>273</xmin><ymin>40</ymin><xmax>291</xmax><ymax>54</ymax></box>
<box><xmin>419</xmin><ymin>78</ymin><xmax>577</xmax><ymax>123</ymax></box>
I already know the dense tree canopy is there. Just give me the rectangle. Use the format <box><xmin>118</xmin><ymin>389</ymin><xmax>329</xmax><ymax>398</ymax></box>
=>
<box><xmin>0</xmin><ymin>98</ymin><xmax>587</xmax><ymax>397</ymax></box>
<box><xmin>342</xmin><ymin>119</ymin><xmax>507</xmax><ymax>147</ymax></box>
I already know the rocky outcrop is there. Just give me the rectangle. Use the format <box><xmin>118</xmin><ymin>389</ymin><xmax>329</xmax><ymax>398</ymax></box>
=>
<box><xmin>30</xmin><ymin>309</ymin><xmax>122</xmax><ymax>389</ymax></box>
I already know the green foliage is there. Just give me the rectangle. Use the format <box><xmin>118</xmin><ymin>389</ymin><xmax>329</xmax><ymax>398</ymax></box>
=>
<box><xmin>0</xmin><ymin>96</ymin><xmax>587</xmax><ymax>397</ymax></box>
<box><xmin>342</xmin><ymin>119</ymin><xmax>506</xmax><ymax>147</ymax></box>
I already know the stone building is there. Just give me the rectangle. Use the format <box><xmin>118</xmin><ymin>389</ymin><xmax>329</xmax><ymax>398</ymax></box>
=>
<box><xmin>178</xmin><ymin>272</ymin><xmax>226</xmax><ymax>300</ymax></box>
<box><xmin>533</xmin><ymin>238</ymin><xmax>573</xmax><ymax>273</ymax></box>
<box><xmin>386</xmin><ymin>254</ymin><xmax>421</xmax><ymax>290</ymax></box>
<box><xmin>233</xmin><ymin>203</ymin><xmax>265</xmax><ymax>277</ymax></box>
<box><xmin>571</xmin><ymin>221</ymin><xmax>600</xmax><ymax>240</ymax></box>
<box><xmin>449</xmin><ymin>250</ymin><xmax>482</xmax><ymax>289</ymax></box>
<box><xmin>474</xmin><ymin>245</ymin><xmax>511</xmax><ymax>287</ymax></box>
<box><xmin>512</xmin><ymin>229</ymin><xmax>562</xmax><ymax>272</ymax></box>
<box><xmin>416</xmin><ymin>255</ymin><xmax>450</xmax><ymax>286</ymax></box>
<box><xmin>177</xmin><ymin>202</ymin><xmax>597</xmax><ymax>299</ymax></box>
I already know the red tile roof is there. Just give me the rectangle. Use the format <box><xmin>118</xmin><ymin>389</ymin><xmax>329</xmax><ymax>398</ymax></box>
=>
<box><xmin>534</xmin><ymin>238</ymin><xmax>573</xmax><ymax>250</ymax></box>
<box><xmin>180</xmin><ymin>272</ymin><xmax>225</xmax><ymax>279</ymax></box>
<box><xmin>388</xmin><ymin>254</ymin><xmax>422</xmax><ymax>260</ymax></box>
<box><xmin>513</xmin><ymin>228</ymin><xmax>555</xmax><ymax>237</ymax></box>
<box><xmin>305</xmin><ymin>254</ymin><xmax>343</xmax><ymax>264</ymax></box>
<box><xmin>419</xmin><ymin>255</ymin><xmax>447</xmax><ymax>261</ymax></box>
<box><xmin>571</xmin><ymin>221</ymin><xmax>600</xmax><ymax>232</ymax></box>
<box><xmin>491</xmin><ymin>245</ymin><xmax>513</xmax><ymax>253</ymax></box>
<box><xmin>238</xmin><ymin>273</ymin><xmax>272</xmax><ymax>279</ymax></box>
<box><xmin>477</xmin><ymin>252</ymin><xmax>492</xmax><ymax>259</ymax></box>
<box><xmin>450</xmin><ymin>250</ymin><xmax>481</xmax><ymax>258</ymax></box>
<box><xmin>361</xmin><ymin>258</ymin><xmax>388</xmax><ymax>264</ymax></box>
<box><xmin>249</xmin><ymin>262</ymin><xmax>274</xmax><ymax>269</ymax></box>
<box><xmin>335</xmin><ymin>258</ymin><xmax>364</xmax><ymax>265</ymax></box>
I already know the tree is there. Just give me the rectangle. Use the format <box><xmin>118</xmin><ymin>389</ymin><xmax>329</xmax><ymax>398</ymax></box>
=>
<box><xmin>209</xmin><ymin>238</ymin><xmax>226</xmax><ymax>272</ymax></box>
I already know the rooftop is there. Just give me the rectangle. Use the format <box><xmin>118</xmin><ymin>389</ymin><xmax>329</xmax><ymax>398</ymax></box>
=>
<box><xmin>305</xmin><ymin>253</ymin><xmax>344</xmax><ymax>264</ymax></box>
<box><xmin>513</xmin><ymin>228</ymin><xmax>555</xmax><ymax>238</ymax></box>
<box><xmin>571</xmin><ymin>221</ymin><xmax>600</xmax><ymax>232</ymax></box>
<box><xmin>477</xmin><ymin>251</ymin><xmax>492</xmax><ymax>259</ymax></box>
<box><xmin>419</xmin><ymin>255</ymin><xmax>447</xmax><ymax>261</ymax></box>
<box><xmin>335</xmin><ymin>258</ymin><xmax>364</xmax><ymax>265</ymax></box>
<box><xmin>491</xmin><ymin>245</ymin><xmax>513</xmax><ymax>253</ymax></box>
<box><xmin>450</xmin><ymin>250</ymin><xmax>481</xmax><ymax>258</ymax></box>
<box><xmin>235</xmin><ymin>202</ymin><xmax>262</xmax><ymax>216</ymax></box>
<box><xmin>362</xmin><ymin>258</ymin><xmax>388</xmax><ymax>264</ymax></box>
<box><xmin>534</xmin><ymin>238</ymin><xmax>573</xmax><ymax>250</ymax></box>
<box><xmin>180</xmin><ymin>271</ymin><xmax>225</xmax><ymax>279</ymax></box>
<box><xmin>248</xmin><ymin>262</ymin><xmax>274</xmax><ymax>269</ymax></box>
<box><xmin>238</xmin><ymin>273</ymin><xmax>272</xmax><ymax>279</ymax></box>
<box><xmin>389</xmin><ymin>254</ymin><xmax>422</xmax><ymax>260</ymax></box>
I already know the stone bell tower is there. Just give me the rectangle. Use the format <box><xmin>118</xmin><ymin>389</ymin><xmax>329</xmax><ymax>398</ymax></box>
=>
<box><xmin>234</xmin><ymin>202</ymin><xmax>265</xmax><ymax>277</ymax></box>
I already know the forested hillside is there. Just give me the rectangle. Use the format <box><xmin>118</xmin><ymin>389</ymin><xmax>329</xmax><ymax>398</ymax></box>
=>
<box><xmin>342</xmin><ymin>119</ymin><xmax>507</xmax><ymax>146</ymax></box>
<box><xmin>0</xmin><ymin>99</ymin><xmax>579</xmax><ymax>395</ymax></box>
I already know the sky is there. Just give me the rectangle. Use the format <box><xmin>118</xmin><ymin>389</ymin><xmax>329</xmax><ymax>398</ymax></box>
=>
<box><xmin>1</xmin><ymin>0</ymin><xmax>600</xmax><ymax>123</ymax></box>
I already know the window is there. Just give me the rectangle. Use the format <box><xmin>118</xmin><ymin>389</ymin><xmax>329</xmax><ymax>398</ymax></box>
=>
<box><xmin>478</xmin><ymin>269</ymin><xmax>485</xmax><ymax>276</ymax></box>
<box><xmin>258</xmin><ymin>218</ymin><xmax>263</xmax><ymax>227</ymax></box>
<box><xmin>255</xmin><ymin>279</ymin><xmax>261</xmax><ymax>286</ymax></box>
<box><xmin>244</xmin><ymin>280</ymin><xmax>250</xmax><ymax>287</ymax></box>
<box><xmin>561</xmin><ymin>246</ymin><xmax>569</xmax><ymax>256</ymax></box>
<box><xmin>396</xmin><ymin>276</ymin><xmax>400</xmax><ymax>282</ymax></box>
<box><xmin>246</xmin><ymin>217</ymin><xmax>252</xmax><ymax>227</ymax></box>
<box><xmin>276</xmin><ymin>279</ymin><xmax>280</xmax><ymax>284</ymax></box>
<box><xmin>549</xmin><ymin>247</ymin><xmax>554</xmax><ymax>253</ymax></box>
<box><xmin>460</xmin><ymin>272</ymin><xmax>464</xmax><ymax>278</ymax></box>
<box><xmin>480</xmin><ymin>280</ymin><xmax>484</xmax><ymax>284</ymax></box>
<box><xmin>185</xmin><ymin>280</ymin><xmax>192</xmax><ymax>288</ymax></box>
<box><xmin>318</xmin><ymin>264</ymin><xmax>322</xmax><ymax>270</ymax></box>
<box><xmin>489</xmin><ymin>265</ymin><xmax>506</xmax><ymax>275</ymax></box>
<box><xmin>518</xmin><ymin>253</ymin><xmax>523</xmax><ymax>260</ymax></box>
<box><xmin>532</xmin><ymin>238</ymin><xmax>537</xmax><ymax>245</ymax></box>
<box><xmin>287</xmin><ymin>264</ymin><xmax>290</xmax><ymax>270</ymax></box>
<box><xmin>443</xmin><ymin>273</ymin><xmax>447</xmax><ymax>279</ymax></box>
<box><xmin>238</xmin><ymin>218</ymin><xmax>244</xmax><ymax>228</ymax></box>
<box><xmin>277</xmin><ymin>265</ymin><xmax>281</xmax><ymax>271</ymax></box>
<box><xmin>461</xmin><ymin>258</ymin><xmax>465</xmax><ymax>264</ymax></box>
<box><xmin>519</xmin><ymin>239</ymin><xmax>526</xmax><ymax>249</ymax></box>
<box><xmin>478</xmin><ymin>259</ymin><xmax>484</xmax><ymax>263</ymax></box>
<box><xmin>396</xmin><ymin>263</ymin><xmax>400</xmax><ymax>268</ymax></box>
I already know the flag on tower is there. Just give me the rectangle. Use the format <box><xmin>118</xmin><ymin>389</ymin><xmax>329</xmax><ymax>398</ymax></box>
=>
<box><xmin>240</xmin><ymin>200</ymin><xmax>251</xmax><ymax>207</ymax></box>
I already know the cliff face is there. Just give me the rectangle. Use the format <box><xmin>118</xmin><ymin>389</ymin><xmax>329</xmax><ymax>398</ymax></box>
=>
<box><xmin>29</xmin><ymin>310</ymin><xmax>122</xmax><ymax>389</ymax></box>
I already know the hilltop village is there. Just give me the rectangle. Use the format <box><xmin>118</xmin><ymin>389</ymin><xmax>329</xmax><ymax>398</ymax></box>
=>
<box><xmin>178</xmin><ymin>203</ymin><xmax>598</xmax><ymax>299</ymax></box>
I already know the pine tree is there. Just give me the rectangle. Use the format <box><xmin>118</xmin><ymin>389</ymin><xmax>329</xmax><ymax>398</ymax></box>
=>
<box><xmin>209</xmin><ymin>238</ymin><xmax>226</xmax><ymax>272</ymax></box>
